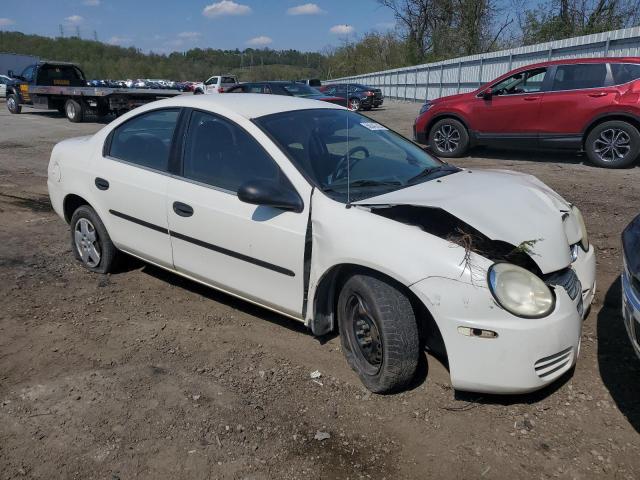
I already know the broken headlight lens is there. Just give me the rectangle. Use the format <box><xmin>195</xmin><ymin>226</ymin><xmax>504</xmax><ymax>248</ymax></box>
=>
<box><xmin>571</xmin><ymin>205</ymin><xmax>589</xmax><ymax>251</ymax></box>
<box><xmin>488</xmin><ymin>263</ymin><xmax>554</xmax><ymax>318</ymax></box>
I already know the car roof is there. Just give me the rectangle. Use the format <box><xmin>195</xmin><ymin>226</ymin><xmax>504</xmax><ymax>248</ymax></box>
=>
<box><xmin>514</xmin><ymin>56</ymin><xmax>640</xmax><ymax>70</ymax></box>
<box><xmin>149</xmin><ymin>93</ymin><xmax>344</xmax><ymax>119</ymax></box>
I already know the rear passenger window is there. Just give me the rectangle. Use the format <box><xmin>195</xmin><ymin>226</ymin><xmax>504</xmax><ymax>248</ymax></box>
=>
<box><xmin>108</xmin><ymin>109</ymin><xmax>179</xmax><ymax>171</ymax></box>
<box><xmin>182</xmin><ymin>110</ymin><xmax>279</xmax><ymax>192</ymax></box>
<box><xmin>611</xmin><ymin>63</ymin><xmax>640</xmax><ymax>85</ymax></box>
<box><xmin>551</xmin><ymin>64</ymin><xmax>607</xmax><ymax>91</ymax></box>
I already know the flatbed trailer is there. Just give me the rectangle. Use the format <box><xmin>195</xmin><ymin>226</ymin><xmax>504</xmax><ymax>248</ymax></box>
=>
<box><xmin>6</xmin><ymin>61</ymin><xmax>182</xmax><ymax>122</ymax></box>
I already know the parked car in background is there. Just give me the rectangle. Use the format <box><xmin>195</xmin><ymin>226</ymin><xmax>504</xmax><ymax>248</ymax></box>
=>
<box><xmin>194</xmin><ymin>75</ymin><xmax>237</xmax><ymax>94</ymax></box>
<box><xmin>414</xmin><ymin>57</ymin><xmax>640</xmax><ymax>168</ymax></box>
<box><xmin>622</xmin><ymin>213</ymin><xmax>640</xmax><ymax>359</ymax></box>
<box><xmin>320</xmin><ymin>83</ymin><xmax>384</xmax><ymax>111</ymax></box>
<box><xmin>296</xmin><ymin>78</ymin><xmax>322</xmax><ymax>87</ymax></box>
<box><xmin>0</xmin><ymin>74</ymin><xmax>12</xmax><ymax>98</ymax></box>
<box><xmin>48</xmin><ymin>94</ymin><xmax>595</xmax><ymax>395</ymax></box>
<box><xmin>226</xmin><ymin>81</ymin><xmax>343</xmax><ymax>106</ymax></box>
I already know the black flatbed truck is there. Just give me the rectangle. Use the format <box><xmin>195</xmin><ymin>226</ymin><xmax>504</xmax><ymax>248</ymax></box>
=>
<box><xmin>5</xmin><ymin>61</ymin><xmax>182</xmax><ymax>122</ymax></box>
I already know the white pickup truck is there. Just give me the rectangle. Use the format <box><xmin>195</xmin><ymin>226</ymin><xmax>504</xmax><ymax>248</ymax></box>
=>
<box><xmin>193</xmin><ymin>74</ymin><xmax>238</xmax><ymax>95</ymax></box>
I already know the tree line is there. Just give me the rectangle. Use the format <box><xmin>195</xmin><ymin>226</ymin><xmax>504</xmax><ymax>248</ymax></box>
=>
<box><xmin>1</xmin><ymin>0</ymin><xmax>638</xmax><ymax>81</ymax></box>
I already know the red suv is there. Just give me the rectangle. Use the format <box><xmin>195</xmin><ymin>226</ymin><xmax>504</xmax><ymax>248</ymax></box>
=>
<box><xmin>413</xmin><ymin>57</ymin><xmax>640</xmax><ymax>168</ymax></box>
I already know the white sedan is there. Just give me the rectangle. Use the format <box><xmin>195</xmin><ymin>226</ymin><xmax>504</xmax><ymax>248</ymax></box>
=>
<box><xmin>47</xmin><ymin>94</ymin><xmax>596</xmax><ymax>394</ymax></box>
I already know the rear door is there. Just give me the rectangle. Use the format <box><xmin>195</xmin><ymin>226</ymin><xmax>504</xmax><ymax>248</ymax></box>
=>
<box><xmin>468</xmin><ymin>67</ymin><xmax>548</xmax><ymax>142</ymax></box>
<box><xmin>95</xmin><ymin>108</ymin><xmax>181</xmax><ymax>268</ymax></box>
<box><xmin>166</xmin><ymin>109</ymin><xmax>310</xmax><ymax>316</ymax></box>
<box><xmin>538</xmin><ymin>63</ymin><xmax>613</xmax><ymax>143</ymax></box>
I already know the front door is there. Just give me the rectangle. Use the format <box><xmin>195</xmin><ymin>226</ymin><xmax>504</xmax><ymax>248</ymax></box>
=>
<box><xmin>166</xmin><ymin>109</ymin><xmax>309</xmax><ymax>316</ymax></box>
<box><xmin>469</xmin><ymin>67</ymin><xmax>548</xmax><ymax>143</ymax></box>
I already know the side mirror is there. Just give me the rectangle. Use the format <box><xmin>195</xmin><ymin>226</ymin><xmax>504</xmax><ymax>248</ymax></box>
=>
<box><xmin>482</xmin><ymin>88</ymin><xmax>493</xmax><ymax>99</ymax></box>
<box><xmin>237</xmin><ymin>179</ymin><xmax>303</xmax><ymax>213</ymax></box>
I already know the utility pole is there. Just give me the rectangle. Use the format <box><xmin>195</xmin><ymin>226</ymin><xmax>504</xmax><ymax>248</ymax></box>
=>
<box><xmin>76</xmin><ymin>26</ymin><xmax>81</xmax><ymax>39</ymax></box>
<box><xmin>93</xmin><ymin>30</ymin><xmax>98</xmax><ymax>42</ymax></box>
<box><xmin>59</xmin><ymin>24</ymin><xmax>64</xmax><ymax>38</ymax></box>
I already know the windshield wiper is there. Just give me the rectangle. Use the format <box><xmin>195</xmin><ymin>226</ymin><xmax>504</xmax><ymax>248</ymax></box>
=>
<box><xmin>328</xmin><ymin>179</ymin><xmax>402</xmax><ymax>189</ymax></box>
<box><xmin>406</xmin><ymin>165</ymin><xmax>458</xmax><ymax>184</ymax></box>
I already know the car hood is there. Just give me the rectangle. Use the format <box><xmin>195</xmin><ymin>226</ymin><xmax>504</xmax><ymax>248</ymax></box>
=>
<box><xmin>430</xmin><ymin>92</ymin><xmax>472</xmax><ymax>104</ymax></box>
<box><xmin>353</xmin><ymin>169</ymin><xmax>576</xmax><ymax>274</ymax></box>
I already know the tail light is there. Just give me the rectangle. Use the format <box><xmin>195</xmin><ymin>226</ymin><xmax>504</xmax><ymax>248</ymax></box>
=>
<box><xmin>364</xmin><ymin>91</ymin><xmax>374</xmax><ymax>96</ymax></box>
<box><xmin>218</xmin><ymin>87</ymin><xmax>224</xmax><ymax>93</ymax></box>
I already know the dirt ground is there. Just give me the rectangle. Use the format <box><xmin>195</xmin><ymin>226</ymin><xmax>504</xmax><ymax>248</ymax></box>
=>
<box><xmin>1</xmin><ymin>99</ymin><xmax>639</xmax><ymax>480</ymax></box>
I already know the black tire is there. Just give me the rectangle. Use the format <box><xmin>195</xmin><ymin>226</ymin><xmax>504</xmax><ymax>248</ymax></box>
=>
<box><xmin>585</xmin><ymin>120</ymin><xmax>640</xmax><ymax>168</ymax></box>
<box><xmin>348</xmin><ymin>97</ymin><xmax>361</xmax><ymax>111</ymax></box>
<box><xmin>69</xmin><ymin>205</ymin><xmax>118</xmax><ymax>274</ymax></box>
<box><xmin>64</xmin><ymin>99</ymin><xmax>85</xmax><ymax>123</ymax></box>
<box><xmin>95</xmin><ymin>103</ymin><xmax>110</xmax><ymax>118</ymax></box>
<box><xmin>57</xmin><ymin>105</ymin><xmax>66</xmax><ymax>115</ymax></box>
<box><xmin>7</xmin><ymin>94</ymin><xmax>21</xmax><ymax>114</ymax></box>
<box><xmin>427</xmin><ymin>118</ymin><xmax>469</xmax><ymax>158</ymax></box>
<box><xmin>194</xmin><ymin>89</ymin><xmax>204</xmax><ymax>95</ymax></box>
<box><xmin>363</xmin><ymin>104</ymin><xmax>373</xmax><ymax>111</ymax></box>
<box><xmin>338</xmin><ymin>273</ymin><xmax>420</xmax><ymax>393</ymax></box>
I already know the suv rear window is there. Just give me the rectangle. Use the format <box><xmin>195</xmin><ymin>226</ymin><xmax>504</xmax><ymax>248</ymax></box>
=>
<box><xmin>610</xmin><ymin>63</ymin><xmax>640</xmax><ymax>85</ymax></box>
<box><xmin>221</xmin><ymin>76</ymin><xmax>236</xmax><ymax>84</ymax></box>
<box><xmin>551</xmin><ymin>64</ymin><xmax>607</xmax><ymax>91</ymax></box>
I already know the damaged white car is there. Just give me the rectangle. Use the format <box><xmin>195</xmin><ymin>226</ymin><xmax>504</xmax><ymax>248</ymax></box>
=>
<box><xmin>47</xmin><ymin>94</ymin><xmax>596</xmax><ymax>394</ymax></box>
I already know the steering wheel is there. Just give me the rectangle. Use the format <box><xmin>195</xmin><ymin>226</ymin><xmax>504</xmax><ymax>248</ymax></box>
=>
<box><xmin>330</xmin><ymin>146</ymin><xmax>370</xmax><ymax>183</ymax></box>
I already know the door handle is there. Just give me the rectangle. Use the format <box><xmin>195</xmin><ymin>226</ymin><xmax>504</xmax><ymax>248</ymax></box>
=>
<box><xmin>94</xmin><ymin>177</ymin><xmax>109</xmax><ymax>190</ymax></box>
<box><xmin>588</xmin><ymin>92</ymin><xmax>608</xmax><ymax>97</ymax></box>
<box><xmin>173</xmin><ymin>201</ymin><xmax>194</xmax><ymax>217</ymax></box>
<box><xmin>523</xmin><ymin>96</ymin><xmax>540</xmax><ymax>101</ymax></box>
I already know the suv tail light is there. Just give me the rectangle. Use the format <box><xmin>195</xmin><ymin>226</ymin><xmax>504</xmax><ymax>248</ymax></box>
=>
<box><xmin>364</xmin><ymin>91</ymin><xmax>374</xmax><ymax>96</ymax></box>
<box><xmin>218</xmin><ymin>87</ymin><xmax>225</xmax><ymax>93</ymax></box>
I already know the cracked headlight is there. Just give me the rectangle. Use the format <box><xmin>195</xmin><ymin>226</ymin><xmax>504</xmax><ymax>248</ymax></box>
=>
<box><xmin>571</xmin><ymin>205</ymin><xmax>589</xmax><ymax>251</ymax></box>
<box><xmin>488</xmin><ymin>263</ymin><xmax>555</xmax><ymax>318</ymax></box>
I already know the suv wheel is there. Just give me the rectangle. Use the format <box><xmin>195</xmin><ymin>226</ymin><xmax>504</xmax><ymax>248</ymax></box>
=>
<box><xmin>7</xmin><ymin>94</ymin><xmax>21</xmax><ymax>114</ymax></box>
<box><xmin>338</xmin><ymin>273</ymin><xmax>420</xmax><ymax>393</ymax></box>
<box><xmin>70</xmin><ymin>205</ymin><xmax>119</xmax><ymax>274</ymax></box>
<box><xmin>585</xmin><ymin>120</ymin><xmax>640</xmax><ymax>168</ymax></box>
<box><xmin>428</xmin><ymin>118</ymin><xmax>469</xmax><ymax>157</ymax></box>
<box><xmin>348</xmin><ymin>98</ymin><xmax>361</xmax><ymax>111</ymax></box>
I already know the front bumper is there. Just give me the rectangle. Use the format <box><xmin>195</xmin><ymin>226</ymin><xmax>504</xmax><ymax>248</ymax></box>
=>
<box><xmin>622</xmin><ymin>269</ymin><xmax>640</xmax><ymax>359</ymax></box>
<box><xmin>410</xmin><ymin>245</ymin><xmax>596</xmax><ymax>394</ymax></box>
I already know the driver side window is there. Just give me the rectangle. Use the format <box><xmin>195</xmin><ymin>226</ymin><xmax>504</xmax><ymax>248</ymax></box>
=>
<box><xmin>492</xmin><ymin>68</ymin><xmax>547</xmax><ymax>95</ymax></box>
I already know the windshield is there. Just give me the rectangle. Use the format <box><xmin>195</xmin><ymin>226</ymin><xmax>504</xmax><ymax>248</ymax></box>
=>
<box><xmin>282</xmin><ymin>83</ymin><xmax>322</xmax><ymax>97</ymax></box>
<box><xmin>255</xmin><ymin>109</ymin><xmax>458</xmax><ymax>203</ymax></box>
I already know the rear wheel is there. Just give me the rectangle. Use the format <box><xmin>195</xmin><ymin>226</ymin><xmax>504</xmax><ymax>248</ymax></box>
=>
<box><xmin>338</xmin><ymin>273</ymin><xmax>420</xmax><ymax>393</ymax></box>
<box><xmin>70</xmin><ymin>205</ymin><xmax>119</xmax><ymax>274</ymax></box>
<box><xmin>428</xmin><ymin>118</ymin><xmax>469</xmax><ymax>157</ymax></box>
<box><xmin>65</xmin><ymin>99</ymin><xmax>85</xmax><ymax>123</ymax></box>
<box><xmin>585</xmin><ymin>120</ymin><xmax>640</xmax><ymax>168</ymax></box>
<box><xmin>348</xmin><ymin>98</ymin><xmax>361</xmax><ymax>111</ymax></box>
<box><xmin>7</xmin><ymin>94</ymin><xmax>21</xmax><ymax>114</ymax></box>
<box><xmin>194</xmin><ymin>89</ymin><xmax>204</xmax><ymax>95</ymax></box>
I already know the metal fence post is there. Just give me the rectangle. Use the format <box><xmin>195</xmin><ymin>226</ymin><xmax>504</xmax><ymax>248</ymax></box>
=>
<box><xmin>438</xmin><ymin>64</ymin><xmax>444</xmax><ymax>98</ymax></box>
<box><xmin>478</xmin><ymin>57</ymin><xmax>484</xmax><ymax>87</ymax></box>
<box><xmin>414</xmin><ymin>67</ymin><xmax>418</xmax><ymax>102</ymax></box>
<box><xmin>456</xmin><ymin>61</ymin><xmax>462</xmax><ymax>93</ymax></box>
<box><xmin>603</xmin><ymin>36</ymin><xmax>611</xmax><ymax>57</ymax></box>
<box><xmin>425</xmin><ymin>66</ymin><xmax>430</xmax><ymax>101</ymax></box>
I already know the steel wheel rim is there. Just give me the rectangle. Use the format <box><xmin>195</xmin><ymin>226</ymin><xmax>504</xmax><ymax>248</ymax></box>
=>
<box><xmin>66</xmin><ymin>103</ymin><xmax>76</xmax><ymax>119</ymax></box>
<box><xmin>347</xmin><ymin>294</ymin><xmax>383</xmax><ymax>374</ymax></box>
<box><xmin>74</xmin><ymin>218</ymin><xmax>101</xmax><ymax>267</ymax></box>
<box><xmin>349</xmin><ymin>99</ymin><xmax>360</xmax><ymax>111</ymax></box>
<box><xmin>433</xmin><ymin>124</ymin><xmax>461</xmax><ymax>152</ymax></box>
<box><xmin>593</xmin><ymin>128</ymin><xmax>631</xmax><ymax>163</ymax></box>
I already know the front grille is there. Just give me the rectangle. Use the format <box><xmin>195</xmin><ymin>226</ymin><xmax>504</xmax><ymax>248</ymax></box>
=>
<box><xmin>545</xmin><ymin>268</ymin><xmax>581</xmax><ymax>300</ymax></box>
<box><xmin>534</xmin><ymin>347</ymin><xmax>573</xmax><ymax>378</ymax></box>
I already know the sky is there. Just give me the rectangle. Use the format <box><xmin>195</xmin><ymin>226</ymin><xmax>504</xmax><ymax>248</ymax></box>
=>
<box><xmin>0</xmin><ymin>0</ymin><xmax>398</xmax><ymax>53</ymax></box>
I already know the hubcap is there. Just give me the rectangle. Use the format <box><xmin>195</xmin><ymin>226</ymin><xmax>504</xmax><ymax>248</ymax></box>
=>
<box><xmin>593</xmin><ymin>128</ymin><xmax>631</xmax><ymax>163</ymax></box>
<box><xmin>66</xmin><ymin>103</ymin><xmax>76</xmax><ymax>119</ymax></box>
<box><xmin>7</xmin><ymin>97</ymin><xmax>15</xmax><ymax>110</ymax></box>
<box><xmin>74</xmin><ymin>218</ymin><xmax>101</xmax><ymax>267</ymax></box>
<box><xmin>433</xmin><ymin>124</ymin><xmax>461</xmax><ymax>152</ymax></box>
<box><xmin>349</xmin><ymin>99</ymin><xmax>360</xmax><ymax>111</ymax></box>
<box><xmin>347</xmin><ymin>294</ymin><xmax>383</xmax><ymax>372</ymax></box>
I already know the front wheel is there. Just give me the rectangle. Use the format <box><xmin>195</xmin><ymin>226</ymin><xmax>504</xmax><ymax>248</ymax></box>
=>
<box><xmin>348</xmin><ymin>98</ymin><xmax>361</xmax><ymax>111</ymax></box>
<box><xmin>585</xmin><ymin>120</ymin><xmax>640</xmax><ymax>168</ymax></box>
<box><xmin>338</xmin><ymin>273</ymin><xmax>420</xmax><ymax>393</ymax></box>
<box><xmin>428</xmin><ymin>118</ymin><xmax>469</xmax><ymax>157</ymax></box>
<box><xmin>70</xmin><ymin>205</ymin><xmax>119</xmax><ymax>274</ymax></box>
<box><xmin>7</xmin><ymin>94</ymin><xmax>21</xmax><ymax>114</ymax></box>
